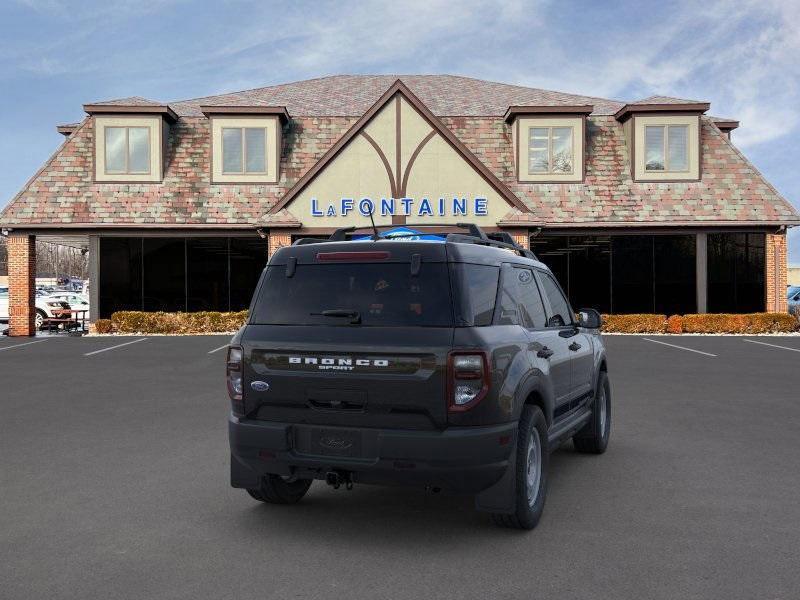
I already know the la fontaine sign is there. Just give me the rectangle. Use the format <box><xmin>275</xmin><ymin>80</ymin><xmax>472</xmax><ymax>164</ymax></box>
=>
<box><xmin>310</xmin><ymin>196</ymin><xmax>488</xmax><ymax>218</ymax></box>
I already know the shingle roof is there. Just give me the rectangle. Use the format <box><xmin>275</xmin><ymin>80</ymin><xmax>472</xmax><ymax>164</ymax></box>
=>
<box><xmin>631</xmin><ymin>95</ymin><xmax>707</xmax><ymax>105</ymax></box>
<box><xmin>168</xmin><ymin>74</ymin><xmax>626</xmax><ymax>117</ymax></box>
<box><xmin>87</xmin><ymin>96</ymin><xmax>164</xmax><ymax>107</ymax></box>
<box><xmin>2</xmin><ymin>75</ymin><xmax>796</xmax><ymax>229</ymax></box>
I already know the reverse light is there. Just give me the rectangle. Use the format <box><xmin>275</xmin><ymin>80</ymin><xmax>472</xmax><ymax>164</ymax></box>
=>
<box><xmin>227</xmin><ymin>346</ymin><xmax>244</xmax><ymax>415</ymax></box>
<box><xmin>448</xmin><ymin>351</ymin><xmax>490</xmax><ymax>412</ymax></box>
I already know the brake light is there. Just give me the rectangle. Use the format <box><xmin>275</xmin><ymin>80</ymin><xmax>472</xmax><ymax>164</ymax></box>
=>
<box><xmin>316</xmin><ymin>251</ymin><xmax>391</xmax><ymax>261</ymax></box>
<box><xmin>447</xmin><ymin>351</ymin><xmax>490</xmax><ymax>412</ymax></box>
<box><xmin>227</xmin><ymin>346</ymin><xmax>244</xmax><ymax>415</ymax></box>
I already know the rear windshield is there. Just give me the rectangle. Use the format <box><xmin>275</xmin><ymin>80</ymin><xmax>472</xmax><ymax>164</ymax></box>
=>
<box><xmin>251</xmin><ymin>263</ymin><xmax>453</xmax><ymax>327</ymax></box>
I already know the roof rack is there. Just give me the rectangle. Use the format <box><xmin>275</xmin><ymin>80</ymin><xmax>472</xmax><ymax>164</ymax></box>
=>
<box><xmin>292</xmin><ymin>223</ymin><xmax>537</xmax><ymax>260</ymax></box>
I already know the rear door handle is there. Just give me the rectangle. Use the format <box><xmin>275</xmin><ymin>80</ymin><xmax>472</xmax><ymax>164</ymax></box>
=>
<box><xmin>537</xmin><ymin>346</ymin><xmax>554</xmax><ymax>359</ymax></box>
<box><xmin>568</xmin><ymin>342</ymin><xmax>581</xmax><ymax>351</ymax></box>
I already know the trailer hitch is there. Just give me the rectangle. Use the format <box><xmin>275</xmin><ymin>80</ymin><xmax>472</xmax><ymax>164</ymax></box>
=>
<box><xmin>325</xmin><ymin>470</ymin><xmax>353</xmax><ymax>490</ymax></box>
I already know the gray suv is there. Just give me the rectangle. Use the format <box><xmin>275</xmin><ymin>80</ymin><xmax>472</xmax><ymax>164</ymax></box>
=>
<box><xmin>227</xmin><ymin>224</ymin><xmax>610</xmax><ymax>529</ymax></box>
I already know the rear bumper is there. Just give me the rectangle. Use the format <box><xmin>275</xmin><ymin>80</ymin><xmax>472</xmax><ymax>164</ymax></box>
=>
<box><xmin>229</xmin><ymin>415</ymin><xmax>516</xmax><ymax>493</ymax></box>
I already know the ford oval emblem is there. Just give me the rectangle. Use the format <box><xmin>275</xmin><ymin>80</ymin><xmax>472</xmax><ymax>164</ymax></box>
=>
<box><xmin>319</xmin><ymin>436</ymin><xmax>353</xmax><ymax>450</ymax></box>
<box><xmin>250</xmin><ymin>381</ymin><xmax>270</xmax><ymax>392</ymax></box>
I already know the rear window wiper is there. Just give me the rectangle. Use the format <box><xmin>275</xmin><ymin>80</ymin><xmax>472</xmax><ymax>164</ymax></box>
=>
<box><xmin>311</xmin><ymin>309</ymin><xmax>361</xmax><ymax>324</ymax></box>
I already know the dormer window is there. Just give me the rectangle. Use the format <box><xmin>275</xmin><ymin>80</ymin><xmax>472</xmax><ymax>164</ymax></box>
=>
<box><xmin>201</xmin><ymin>106</ymin><xmax>289</xmax><ymax>184</ymax></box>
<box><xmin>105</xmin><ymin>126</ymin><xmax>151</xmax><ymax>174</ymax></box>
<box><xmin>505</xmin><ymin>106</ymin><xmax>591</xmax><ymax>184</ymax></box>
<box><xmin>528</xmin><ymin>126</ymin><xmax>574</xmax><ymax>174</ymax></box>
<box><xmin>222</xmin><ymin>127</ymin><xmax>268</xmax><ymax>174</ymax></box>
<box><xmin>644</xmin><ymin>124</ymin><xmax>688</xmax><ymax>172</ymax></box>
<box><xmin>84</xmin><ymin>101</ymin><xmax>175</xmax><ymax>183</ymax></box>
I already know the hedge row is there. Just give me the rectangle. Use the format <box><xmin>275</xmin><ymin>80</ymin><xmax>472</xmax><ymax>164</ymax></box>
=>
<box><xmin>601</xmin><ymin>313</ymin><xmax>799</xmax><ymax>334</ymax></box>
<box><xmin>109</xmin><ymin>311</ymin><xmax>248</xmax><ymax>334</ymax></box>
<box><xmin>95</xmin><ymin>310</ymin><xmax>799</xmax><ymax>334</ymax></box>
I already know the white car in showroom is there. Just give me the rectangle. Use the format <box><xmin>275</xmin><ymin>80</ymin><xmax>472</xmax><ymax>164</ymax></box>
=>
<box><xmin>0</xmin><ymin>287</ymin><xmax>73</xmax><ymax>329</ymax></box>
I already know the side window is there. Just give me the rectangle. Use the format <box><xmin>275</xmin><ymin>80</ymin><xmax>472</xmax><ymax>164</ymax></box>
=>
<box><xmin>497</xmin><ymin>266</ymin><xmax>547</xmax><ymax>328</ymax></box>
<box><xmin>539</xmin><ymin>272</ymin><xmax>573</xmax><ymax>327</ymax></box>
<box><xmin>451</xmin><ymin>264</ymin><xmax>499</xmax><ymax>326</ymax></box>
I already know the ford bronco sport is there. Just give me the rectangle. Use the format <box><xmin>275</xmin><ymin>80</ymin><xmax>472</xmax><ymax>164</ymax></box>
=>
<box><xmin>227</xmin><ymin>224</ymin><xmax>610</xmax><ymax>529</ymax></box>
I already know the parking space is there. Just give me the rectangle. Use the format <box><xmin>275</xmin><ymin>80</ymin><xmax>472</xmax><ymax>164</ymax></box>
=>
<box><xmin>1</xmin><ymin>334</ymin><xmax>799</xmax><ymax>599</ymax></box>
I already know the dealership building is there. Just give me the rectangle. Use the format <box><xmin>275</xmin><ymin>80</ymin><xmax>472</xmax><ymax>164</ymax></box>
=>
<box><xmin>1</xmin><ymin>75</ymin><xmax>798</xmax><ymax>335</ymax></box>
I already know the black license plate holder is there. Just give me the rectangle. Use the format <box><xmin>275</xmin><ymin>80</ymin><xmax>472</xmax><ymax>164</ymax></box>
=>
<box><xmin>308</xmin><ymin>428</ymin><xmax>363</xmax><ymax>458</ymax></box>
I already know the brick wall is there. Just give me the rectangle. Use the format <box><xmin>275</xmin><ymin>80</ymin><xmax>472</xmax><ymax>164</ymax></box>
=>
<box><xmin>765</xmin><ymin>232</ymin><xmax>788</xmax><ymax>313</ymax></box>
<box><xmin>268</xmin><ymin>230</ymin><xmax>292</xmax><ymax>258</ymax></box>
<box><xmin>508</xmin><ymin>228</ymin><xmax>529</xmax><ymax>250</ymax></box>
<box><xmin>7</xmin><ymin>234</ymin><xmax>36</xmax><ymax>336</ymax></box>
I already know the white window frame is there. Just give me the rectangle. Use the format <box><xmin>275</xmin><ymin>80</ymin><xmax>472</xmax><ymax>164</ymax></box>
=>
<box><xmin>644</xmin><ymin>124</ymin><xmax>689</xmax><ymax>173</ymax></box>
<box><xmin>104</xmin><ymin>126</ymin><xmax>152</xmax><ymax>175</ymax></box>
<box><xmin>527</xmin><ymin>126</ymin><xmax>575</xmax><ymax>176</ymax></box>
<box><xmin>221</xmin><ymin>127</ymin><xmax>268</xmax><ymax>175</ymax></box>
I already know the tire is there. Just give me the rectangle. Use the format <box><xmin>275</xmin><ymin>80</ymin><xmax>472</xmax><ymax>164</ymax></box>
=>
<box><xmin>573</xmin><ymin>371</ymin><xmax>611</xmax><ymax>454</ymax></box>
<box><xmin>491</xmin><ymin>405</ymin><xmax>549</xmax><ymax>530</ymax></box>
<box><xmin>246</xmin><ymin>475</ymin><xmax>312</xmax><ymax>505</ymax></box>
<box><xmin>35</xmin><ymin>309</ymin><xmax>46</xmax><ymax>330</ymax></box>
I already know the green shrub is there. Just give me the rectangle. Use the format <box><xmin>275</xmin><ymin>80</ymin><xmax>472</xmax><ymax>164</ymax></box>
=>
<box><xmin>110</xmin><ymin>310</ymin><xmax>248</xmax><ymax>334</ymax></box>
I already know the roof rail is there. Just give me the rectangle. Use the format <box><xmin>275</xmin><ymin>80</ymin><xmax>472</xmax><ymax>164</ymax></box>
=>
<box><xmin>290</xmin><ymin>222</ymin><xmax>538</xmax><ymax>260</ymax></box>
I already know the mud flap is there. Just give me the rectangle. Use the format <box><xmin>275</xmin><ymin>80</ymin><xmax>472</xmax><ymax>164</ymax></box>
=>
<box><xmin>230</xmin><ymin>453</ymin><xmax>262</xmax><ymax>489</ymax></box>
<box><xmin>473</xmin><ymin>437</ymin><xmax>517</xmax><ymax>514</ymax></box>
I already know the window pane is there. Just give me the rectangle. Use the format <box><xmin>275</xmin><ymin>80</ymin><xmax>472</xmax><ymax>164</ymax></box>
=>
<box><xmin>551</xmin><ymin>127</ymin><xmax>573</xmax><ymax>173</ymax></box>
<box><xmin>667</xmin><ymin>125</ymin><xmax>688</xmax><ymax>171</ymax></box>
<box><xmin>708</xmin><ymin>233</ymin><xmax>765</xmax><ymax>313</ymax></box>
<box><xmin>222</xmin><ymin>128</ymin><xmax>243</xmax><ymax>173</ymax></box>
<box><xmin>539</xmin><ymin>272</ymin><xmax>572</xmax><ymax>327</ymax></box>
<box><xmin>187</xmin><ymin>238</ymin><xmax>229</xmax><ymax>311</ymax></box>
<box><xmin>127</xmin><ymin>127</ymin><xmax>150</xmax><ymax>173</ymax></box>
<box><xmin>566</xmin><ymin>236</ymin><xmax>611</xmax><ymax>313</ymax></box>
<box><xmin>104</xmin><ymin>127</ymin><xmax>127</xmax><ymax>173</ymax></box>
<box><xmin>99</xmin><ymin>237</ymin><xmax>142</xmax><ymax>317</ymax></box>
<box><xmin>654</xmin><ymin>235</ymin><xmax>696</xmax><ymax>314</ymax></box>
<box><xmin>531</xmin><ymin>236</ymin><xmax>569</xmax><ymax>295</ymax></box>
<box><xmin>611</xmin><ymin>236</ymin><xmax>654</xmax><ymax>313</ymax></box>
<box><xmin>528</xmin><ymin>128</ymin><xmax>549</xmax><ymax>173</ymax></box>
<box><xmin>143</xmin><ymin>239</ymin><xmax>186</xmax><ymax>312</ymax></box>
<box><xmin>645</xmin><ymin>126</ymin><xmax>665</xmax><ymax>171</ymax></box>
<box><xmin>251</xmin><ymin>264</ymin><xmax>453</xmax><ymax>327</ymax></box>
<box><xmin>244</xmin><ymin>128</ymin><xmax>266</xmax><ymax>173</ymax></box>
<box><xmin>451</xmin><ymin>264</ymin><xmax>499</xmax><ymax>326</ymax></box>
<box><xmin>230</xmin><ymin>237</ymin><xmax>267</xmax><ymax>310</ymax></box>
<box><xmin>514</xmin><ymin>268</ymin><xmax>547</xmax><ymax>328</ymax></box>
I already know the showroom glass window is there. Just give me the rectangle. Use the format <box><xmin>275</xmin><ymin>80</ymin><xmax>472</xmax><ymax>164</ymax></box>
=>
<box><xmin>528</xmin><ymin>127</ymin><xmax>573</xmax><ymax>174</ymax></box>
<box><xmin>98</xmin><ymin>237</ymin><xmax>266</xmax><ymax>317</ymax></box>
<box><xmin>533</xmin><ymin>234</ymin><xmax>696</xmax><ymax>315</ymax></box>
<box><xmin>104</xmin><ymin>126</ymin><xmax>150</xmax><ymax>174</ymax></box>
<box><xmin>645</xmin><ymin>125</ymin><xmax>689</xmax><ymax>171</ymax></box>
<box><xmin>222</xmin><ymin>127</ymin><xmax>267</xmax><ymax>174</ymax></box>
<box><xmin>707</xmin><ymin>233</ymin><xmax>765</xmax><ymax>312</ymax></box>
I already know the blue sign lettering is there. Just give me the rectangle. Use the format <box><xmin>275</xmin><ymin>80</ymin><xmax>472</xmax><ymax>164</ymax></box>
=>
<box><xmin>308</xmin><ymin>197</ymin><xmax>491</xmax><ymax>218</ymax></box>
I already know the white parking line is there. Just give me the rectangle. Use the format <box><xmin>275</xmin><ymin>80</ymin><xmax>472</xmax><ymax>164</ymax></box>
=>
<box><xmin>84</xmin><ymin>338</ymin><xmax>147</xmax><ymax>356</ymax></box>
<box><xmin>642</xmin><ymin>337</ymin><xmax>717</xmax><ymax>357</ymax></box>
<box><xmin>0</xmin><ymin>339</ymin><xmax>49</xmax><ymax>352</ymax></box>
<box><xmin>207</xmin><ymin>344</ymin><xmax>229</xmax><ymax>355</ymax></box>
<box><xmin>743</xmin><ymin>339</ymin><xmax>800</xmax><ymax>353</ymax></box>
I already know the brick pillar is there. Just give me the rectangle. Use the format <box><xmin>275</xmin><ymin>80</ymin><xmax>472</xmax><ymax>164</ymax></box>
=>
<box><xmin>8</xmin><ymin>234</ymin><xmax>36</xmax><ymax>336</ymax></box>
<box><xmin>507</xmin><ymin>228</ymin><xmax>529</xmax><ymax>250</ymax></box>
<box><xmin>268</xmin><ymin>229</ymin><xmax>292</xmax><ymax>259</ymax></box>
<box><xmin>765</xmin><ymin>232</ymin><xmax>788</xmax><ymax>313</ymax></box>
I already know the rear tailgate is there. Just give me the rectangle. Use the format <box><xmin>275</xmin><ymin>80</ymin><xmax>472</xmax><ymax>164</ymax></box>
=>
<box><xmin>242</xmin><ymin>325</ymin><xmax>453</xmax><ymax>429</ymax></box>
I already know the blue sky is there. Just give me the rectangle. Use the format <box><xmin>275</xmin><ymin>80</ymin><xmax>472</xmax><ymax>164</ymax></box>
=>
<box><xmin>1</xmin><ymin>0</ymin><xmax>798</xmax><ymax>261</ymax></box>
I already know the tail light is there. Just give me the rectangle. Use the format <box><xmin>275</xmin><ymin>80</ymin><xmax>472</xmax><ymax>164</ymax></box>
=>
<box><xmin>447</xmin><ymin>351</ymin><xmax>490</xmax><ymax>412</ymax></box>
<box><xmin>227</xmin><ymin>346</ymin><xmax>244</xmax><ymax>415</ymax></box>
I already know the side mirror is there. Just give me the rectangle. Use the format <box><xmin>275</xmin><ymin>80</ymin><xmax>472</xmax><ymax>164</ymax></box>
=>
<box><xmin>578</xmin><ymin>308</ymin><xmax>602</xmax><ymax>329</ymax></box>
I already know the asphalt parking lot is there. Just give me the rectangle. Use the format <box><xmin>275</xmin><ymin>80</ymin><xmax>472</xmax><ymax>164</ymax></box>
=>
<box><xmin>1</xmin><ymin>334</ymin><xmax>799</xmax><ymax>600</ymax></box>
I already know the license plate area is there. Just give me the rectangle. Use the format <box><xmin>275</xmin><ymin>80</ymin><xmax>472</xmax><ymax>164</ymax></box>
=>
<box><xmin>294</xmin><ymin>427</ymin><xmax>365</xmax><ymax>458</ymax></box>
